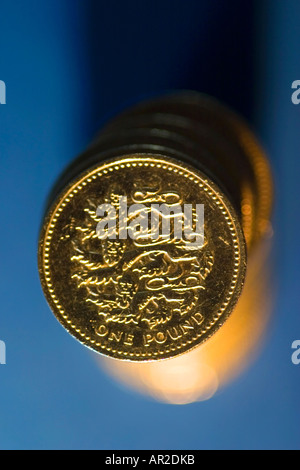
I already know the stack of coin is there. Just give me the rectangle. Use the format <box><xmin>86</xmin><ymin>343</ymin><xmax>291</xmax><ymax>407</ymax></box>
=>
<box><xmin>38</xmin><ymin>92</ymin><xmax>273</xmax><ymax>368</ymax></box>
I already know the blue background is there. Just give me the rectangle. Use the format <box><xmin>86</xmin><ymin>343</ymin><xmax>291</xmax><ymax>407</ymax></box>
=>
<box><xmin>0</xmin><ymin>0</ymin><xmax>299</xmax><ymax>450</ymax></box>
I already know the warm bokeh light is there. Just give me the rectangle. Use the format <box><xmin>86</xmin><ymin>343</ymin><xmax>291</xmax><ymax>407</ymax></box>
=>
<box><xmin>95</xmin><ymin>234</ymin><xmax>274</xmax><ymax>404</ymax></box>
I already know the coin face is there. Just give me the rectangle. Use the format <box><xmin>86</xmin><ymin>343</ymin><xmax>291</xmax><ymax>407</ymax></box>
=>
<box><xmin>38</xmin><ymin>155</ymin><xmax>246</xmax><ymax>361</ymax></box>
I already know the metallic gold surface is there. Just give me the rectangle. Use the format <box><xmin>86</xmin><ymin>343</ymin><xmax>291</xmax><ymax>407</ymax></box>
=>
<box><xmin>38</xmin><ymin>91</ymin><xmax>273</xmax><ymax>364</ymax></box>
<box><xmin>39</xmin><ymin>155</ymin><xmax>246</xmax><ymax>360</ymax></box>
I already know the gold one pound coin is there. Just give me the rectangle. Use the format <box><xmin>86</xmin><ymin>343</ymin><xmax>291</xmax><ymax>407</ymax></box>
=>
<box><xmin>38</xmin><ymin>155</ymin><xmax>246</xmax><ymax>360</ymax></box>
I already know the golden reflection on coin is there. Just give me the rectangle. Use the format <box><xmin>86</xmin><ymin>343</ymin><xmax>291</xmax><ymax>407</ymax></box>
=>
<box><xmin>38</xmin><ymin>155</ymin><xmax>246</xmax><ymax>361</ymax></box>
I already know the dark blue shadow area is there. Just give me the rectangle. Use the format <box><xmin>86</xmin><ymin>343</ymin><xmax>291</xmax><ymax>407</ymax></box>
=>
<box><xmin>85</xmin><ymin>0</ymin><xmax>255</xmax><ymax>134</ymax></box>
<box><xmin>0</xmin><ymin>0</ymin><xmax>299</xmax><ymax>450</ymax></box>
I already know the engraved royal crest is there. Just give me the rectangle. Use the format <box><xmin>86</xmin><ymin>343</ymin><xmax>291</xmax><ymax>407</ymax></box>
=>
<box><xmin>69</xmin><ymin>177</ymin><xmax>214</xmax><ymax>330</ymax></box>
